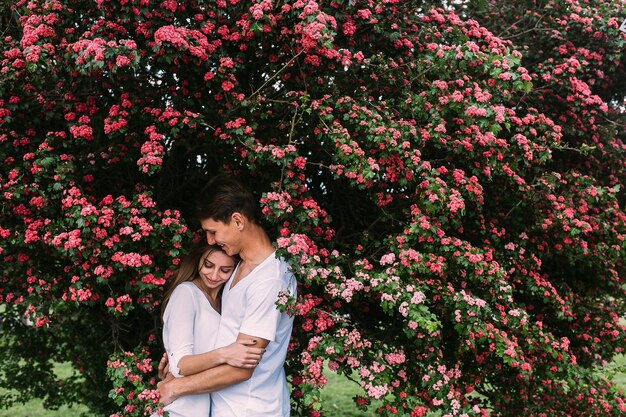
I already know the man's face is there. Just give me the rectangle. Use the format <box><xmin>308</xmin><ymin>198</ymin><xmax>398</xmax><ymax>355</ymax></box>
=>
<box><xmin>200</xmin><ymin>217</ymin><xmax>240</xmax><ymax>256</ymax></box>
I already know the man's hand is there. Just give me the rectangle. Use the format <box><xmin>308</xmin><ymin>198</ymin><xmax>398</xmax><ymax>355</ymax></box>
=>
<box><xmin>157</xmin><ymin>372</ymin><xmax>176</xmax><ymax>406</ymax></box>
<box><xmin>157</xmin><ymin>352</ymin><xmax>169</xmax><ymax>381</ymax></box>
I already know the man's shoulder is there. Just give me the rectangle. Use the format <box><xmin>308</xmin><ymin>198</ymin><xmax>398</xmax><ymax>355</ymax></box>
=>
<box><xmin>239</xmin><ymin>258</ymin><xmax>294</xmax><ymax>298</ymax></box>
<box><xmin>254</xmin><ymin>254</ymin><xmax>293</xmax><ymax>281</ymax></box>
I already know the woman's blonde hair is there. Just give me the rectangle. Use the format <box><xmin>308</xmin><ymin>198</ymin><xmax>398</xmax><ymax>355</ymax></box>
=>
<box><xmin>160</xmin><ymin>243</ymin><xmax>236</xmax><ymax>321</ymax></box>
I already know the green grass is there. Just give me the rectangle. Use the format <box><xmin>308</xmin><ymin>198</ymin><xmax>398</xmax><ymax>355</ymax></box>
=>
<box><xmin>0</xmin><ymin>363</ymin><xmax>92</xmax><ymax>417</ymax></box>
<box><xmin>603</xmin><ymin>354</ymin><xmax>626</xmax><ymax>391</ymax></box>
<box><xmin>320</xmin><ymin>369</ymin><xmax>379</xmax><ymax>416</ymax></box>
<box><xmin>1</xmin><ymin>358</ymin><xmax>625</xmax><ymax>417</ymax></box>
<box><xmin>0</xmin><ymin>401</ymin><xmax>91</xmax><ymax>417</ymax></box>
<box><xmin>320</xmin><ymin>370</ymin><xmax>440</xmax><ymax>416</ymax></box>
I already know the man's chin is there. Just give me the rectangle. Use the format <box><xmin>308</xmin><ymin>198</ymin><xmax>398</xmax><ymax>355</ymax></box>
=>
<box><xmin>221</xmin><ymin>246</ymin><xmax>237</xmax><ymax>256</ymax></box>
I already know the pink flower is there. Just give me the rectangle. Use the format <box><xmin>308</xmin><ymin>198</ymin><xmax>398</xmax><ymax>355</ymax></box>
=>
<box><xmin>364</xmin><ymin>382</ymin><xmax>388</xmax><ymax>399</ymax></box>
<box><xmin>379</xmin><ymin>253</ymin><xmax>396</xmax><ymax>265</ymax></box>
<box><xmin>116</xmin><ymin>55</ymin><xmax>131</xmax><ymax>67</ymax></box>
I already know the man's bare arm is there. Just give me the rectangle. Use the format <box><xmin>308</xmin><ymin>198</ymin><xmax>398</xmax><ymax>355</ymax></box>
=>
<box><xmin>158</xmin><ymin>333</ymin><xmax>269</xmax><ymax>405</ymax></box>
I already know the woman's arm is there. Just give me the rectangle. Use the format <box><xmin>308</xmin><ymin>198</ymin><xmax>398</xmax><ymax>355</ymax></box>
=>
<box><xmin>177</xmin><ymin>339</ymin><xmax>264</xmax><ymax>376</ymax></box>
<box><xmin>163</xmin><ymin>284</ymin><xmax>197</xmax><ymax>378</ymax></box>
<box><xmin>163</xmin><ymin>285</ymin><xmax>264</xmax><ymax>377</ymax></box>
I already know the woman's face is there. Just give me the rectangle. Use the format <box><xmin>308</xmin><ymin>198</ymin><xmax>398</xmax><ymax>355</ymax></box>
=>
<box><xmin>198</xmin><ymin>250</ymin><xmax>236</xmax><ymax>289</ymax></box>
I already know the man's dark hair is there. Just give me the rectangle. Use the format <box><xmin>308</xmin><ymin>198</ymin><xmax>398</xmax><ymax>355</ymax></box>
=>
<box><xmin>194</xmin><ymin>175</ymin><xmax>261</xmax><ymax>224</ymax></box>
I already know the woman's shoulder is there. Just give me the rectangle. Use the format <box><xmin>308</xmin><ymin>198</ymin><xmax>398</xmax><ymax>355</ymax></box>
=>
<box><xmin>173</xmin><ymin>281</ymin><xmax>196</xmax><ymax>291</ymax></box>
<box><xmin>170</xmin><ymin>281</ymin><xmax>199</xmax><ymax>300</ymax></box>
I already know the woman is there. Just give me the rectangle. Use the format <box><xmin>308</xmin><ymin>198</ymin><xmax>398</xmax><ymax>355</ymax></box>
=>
<box><xmin>159</xmin><ymin>243</ymin><xmax>264</xmax><ymax>417</ymax></box>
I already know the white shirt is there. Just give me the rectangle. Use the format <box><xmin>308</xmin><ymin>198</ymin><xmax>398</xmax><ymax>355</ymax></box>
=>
<box><xmin>211</xmin><ymin>252</ymin><xmax>297</xmax><ymax>417</ymax></box>
<box><xmin>162</xmin><ymin>282</ymin><xmax>219</xmax><ymax>417</ymax></box>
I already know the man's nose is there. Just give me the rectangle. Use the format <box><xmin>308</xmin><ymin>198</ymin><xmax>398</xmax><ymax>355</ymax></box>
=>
<box><xmin>206</xmin><ymin>233</ymin><xmax>216</xmax><ymax>245</ymax></box>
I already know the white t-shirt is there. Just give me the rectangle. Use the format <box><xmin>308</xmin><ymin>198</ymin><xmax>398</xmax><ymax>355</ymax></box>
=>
<box><xmin>211</xmin><ymin>252</ymin><xmax>297</xmax><ymax>417</ymax></box>
<box><xmin>162</xmin><ymin>282</ymin><xmax>219</xmax><ymax>417</ymax></box>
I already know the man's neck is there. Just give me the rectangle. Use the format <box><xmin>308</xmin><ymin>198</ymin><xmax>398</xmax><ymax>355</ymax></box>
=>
<box><xmin>229</xmin><ymin>225</ymin><xmax>274</xmax><ymax>289</ymax></box>
<box><xmin>238</xmin><ymin>224</ymin><xmax>274</xmax><ymax>265</ymax></box>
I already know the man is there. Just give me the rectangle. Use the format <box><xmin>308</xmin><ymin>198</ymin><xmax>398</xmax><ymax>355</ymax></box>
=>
<box><xmin>158</xmin><ymin>175</ymin><xmax>297</xmax><ymax>417</ymax></box>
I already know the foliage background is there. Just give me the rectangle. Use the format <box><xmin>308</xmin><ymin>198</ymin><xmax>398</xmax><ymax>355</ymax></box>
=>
<box><xmin>1</xmin><ymin>0</ymin><xmax>626</xmax><ymax>416</ymax></box>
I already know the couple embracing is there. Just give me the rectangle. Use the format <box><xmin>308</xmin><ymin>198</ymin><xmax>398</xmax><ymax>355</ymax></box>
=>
<box><xmin>156</xmin><ymin>175</ymin><xmax>297</xmax><ymax>417</ymax></box>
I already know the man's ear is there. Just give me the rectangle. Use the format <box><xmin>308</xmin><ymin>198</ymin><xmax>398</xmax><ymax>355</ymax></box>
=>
<box><xmin>231</xmin><ymin>212</ymin><xmax>246</xmax><ymax>230</ymax></box>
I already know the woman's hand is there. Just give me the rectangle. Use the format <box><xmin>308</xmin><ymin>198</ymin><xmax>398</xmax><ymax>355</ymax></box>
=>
<box><xmin>157</xmin><ymin>352</ymin><xmax>170</xmax><ymax>380</ymax></box>
<box><xmin>219</xmin><ymin>339</ymin><xmax>265</xmax><ymax>368</ymax></box>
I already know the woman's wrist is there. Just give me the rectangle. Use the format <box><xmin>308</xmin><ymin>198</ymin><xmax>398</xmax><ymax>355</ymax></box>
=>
<box><xmin>215</xmin><ymin>346</ymin><xmax>227</xmax><ymax>365</ymax></box>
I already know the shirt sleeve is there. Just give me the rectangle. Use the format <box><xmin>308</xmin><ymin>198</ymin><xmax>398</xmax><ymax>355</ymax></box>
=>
<box><xmin>163</xmin><ymin>284</ymin><xmax>197</xmax><ymax>377</ymax></box>
<box><xmin>239</xmin><ymin>278</ymin><xmax>284</xmax><ymax>342</ymax></box>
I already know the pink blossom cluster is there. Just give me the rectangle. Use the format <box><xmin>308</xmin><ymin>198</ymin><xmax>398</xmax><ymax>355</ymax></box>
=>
<box><xmin>104</xmin><ymin>95</ymin><xmax>132</xmax><ymax>134</ymax></box>
<box><xmin>249</xmin><ymin>0</ymin><xmax>273</xmax><ymax>21</ymax></box>
<box><xmin>137</xmin><ymin>126</ymin><xmax>164</xmax><ymax>174</ymax></box>
<box><xmin>107</xmin><ymin>346</ymin><xmax>163</xmax><ymax>416</ymax></box>
<box><xmin>153</xmin><ymin>25</ymin><xmax>212</xmax><ymax>62</ymax></box>
<box><xmin>105</xmin><ymin>293</ymin><xmax>133</xmax><ymax>315</ymax></box>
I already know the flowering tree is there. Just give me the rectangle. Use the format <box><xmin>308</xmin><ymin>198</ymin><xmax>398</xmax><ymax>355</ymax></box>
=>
<box><xmin>1</xmin><ymin>0</ymin><xmax>625</xmax><ymax>416</ymax></box>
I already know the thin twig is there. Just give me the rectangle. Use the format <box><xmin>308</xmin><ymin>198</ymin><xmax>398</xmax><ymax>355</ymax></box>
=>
<box><xmin>497</xmin><ymin>8</ymin><xmax>548</xmax><ymax>39</ymax></box>
<box><xmin>504</xmin><ymin>200</ymin><xmax>522</xmax><ymax>218</ymax></box>
<box><xmin>246</xmin><ymin>50</ymin><xmax>304</xmax><ymax>103</ymax></box>
<box><xmin>279</xmin><ymin>105</ymin><xmax>301</xmax><ymax>190</ymax></box>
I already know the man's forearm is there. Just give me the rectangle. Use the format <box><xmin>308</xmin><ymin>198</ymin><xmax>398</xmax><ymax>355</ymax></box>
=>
<box><xmin>169</xmin><ymin>363</ymin><xmax>251</xmax><ymax>397</ymax></box>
